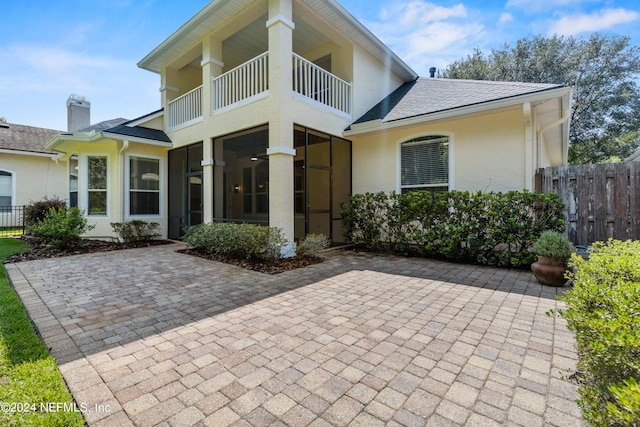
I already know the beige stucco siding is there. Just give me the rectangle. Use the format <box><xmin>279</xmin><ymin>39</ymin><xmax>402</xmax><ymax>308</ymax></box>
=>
<box><xmin>351</xmin><ymin>45</ymin><xmax>405</xmax><ymax>120</ymax></box>
<box><xmin>0</xmin><ymin>153</ymin><xmax>67</xmax><ymax>206</ymax></box>
<box><xmin>351</xmin><ymin>108</ymin><xmax>529</xmax><ymax>194</ymax></box>
<box><xmin>56</xmin><ymin>139</ymin><xmax>169</xmax><ymax>239</ymax></box>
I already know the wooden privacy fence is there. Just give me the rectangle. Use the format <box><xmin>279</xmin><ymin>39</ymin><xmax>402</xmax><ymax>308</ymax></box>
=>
<box><xmin>535</xmin><ymin>162</ymin><xmax>640</xmax><ymax>246</ymax></box>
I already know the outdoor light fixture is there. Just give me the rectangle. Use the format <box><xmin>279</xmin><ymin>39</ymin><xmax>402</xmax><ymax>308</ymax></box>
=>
<box><xmin>250</xmin><ymin>153</ymin><xmax>258</xmax><ymax>161</ymax></box>
<box><xmin>234</xmin><ymin>184</ymin><xmax>240</xmax><ymax>193</ymax></box>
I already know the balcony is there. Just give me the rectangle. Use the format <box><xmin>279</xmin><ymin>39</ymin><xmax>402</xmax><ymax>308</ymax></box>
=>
<box><xmin>167</xmin><ymin>86</ymin><xmax>202</xmax><ymax>130</ymax></box>
<box><xmin>167</xmin><ymin>52</ymin><xmax>352</xmax><ymax>129</ymax></box>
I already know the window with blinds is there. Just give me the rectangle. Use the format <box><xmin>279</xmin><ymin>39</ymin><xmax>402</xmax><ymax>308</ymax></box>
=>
<box><xmin>400</xmin><ymin>136</ymin><xmax>449</xmax><ymax>193</ymax></box>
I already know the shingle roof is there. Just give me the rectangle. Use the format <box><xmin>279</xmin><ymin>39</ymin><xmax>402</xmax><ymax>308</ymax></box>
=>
<box><xmin>0</xmin><ymin>122</ymin><xmax>62</xmax><ymax>155</ymax></box>
<box><xmin>67</xmin><ymin>118</ymin><xmax>129</xmax><ymax>134</ymax></box>
<box><xmin>351</xmin><ymin>78</ymin><xmax>565</xmax><ymax>127</ymax></box>
<box><xmin>106</xmin><ymin>123</ymin><xmax>172</xmax><ymax>144</ymax></box>
<box><xmin>57</xmin><ymin>114</ymin><xmax>171</xmax><ymax>145</ymax></box>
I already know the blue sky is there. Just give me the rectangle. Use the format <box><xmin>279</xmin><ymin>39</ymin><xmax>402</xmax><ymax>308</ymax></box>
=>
<box><xmin>1</xmin><ymin>0</ymin><xmax>638</xmax><ymax>130</ymax></box>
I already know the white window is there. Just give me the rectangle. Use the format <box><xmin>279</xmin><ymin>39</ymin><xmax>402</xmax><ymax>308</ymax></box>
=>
<box><xmin>400</xmin><ymin>136</ymin><xmax>449</xmax><ymax>193</ymax></box>
<box><xmin>0</xmin><ymin>170</ymin><xmax>14</xmax><ymax>208</ymax></box>
<box><xmin>87</xmin><ymin>156</ymin><xmax>108</xmax><ymax>215</ymax></box>
<box><xmin>128</xmin><ymin>156</ymin><xmax>160</xmax><ymax>216</ymax></box>
<box><xmin>69</xmin><ymin>156</ymin><xmax>78</xmax><ymax>208</ymax></box>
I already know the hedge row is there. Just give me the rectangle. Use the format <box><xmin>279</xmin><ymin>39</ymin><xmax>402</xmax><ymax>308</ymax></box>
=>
<box><xmin>559</xmin><ymin>240</ymin><xmax>640</xmax><ymax>426</ymax></box>
<box><xmin>341</xmin><ymin>190</ymin><xmax>565</xmax><ymax>267</ymax></box>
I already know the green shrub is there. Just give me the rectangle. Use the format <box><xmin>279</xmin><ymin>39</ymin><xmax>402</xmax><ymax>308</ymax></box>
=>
<box><xmin>557</xmin><ymin>239</ymin><xmax>640</xmax><ymax>426</ymax></box>
<box><xmin>111</xmin><ymin>220</ymin><xmax>161</xmax><ymax>243</ymax></box>
<box><xmin>31</xmin><ymin>207</ymin><xmax>94</xmax><ymax>250</ymax></box>
<box><xmin>24</xmin><ymin>197</ymin><xmax>67</xmax><ymax>232</ymax></box>
<box><xmin>297</xmin><ymin>233</ymin><xmax>330</xmax><ymax>257</ymax></box>
<box><xmin>532</xmin><ymin>230</ymin><xmax>573</xmax><ymax>259</ymax></box>
<box><xmin>183</xmin><ymin>222</ymin><xmax>286</xmax><ymax>261</ymax></box>
<box><xmin>341</xmin><ymin>190</ymin><xmax>565</xmax><ymax>267</ymax></box>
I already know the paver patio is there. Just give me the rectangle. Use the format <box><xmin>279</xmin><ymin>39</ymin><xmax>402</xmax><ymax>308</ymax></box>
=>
<box><xmin>6</xmin><ymin>243</ymin><xmax>585</xmax><ymax>426</ymax></box>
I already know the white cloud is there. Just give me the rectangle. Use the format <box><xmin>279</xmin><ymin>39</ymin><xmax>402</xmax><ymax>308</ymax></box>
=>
<box><xmin>364</xmin><ymin>1</ymin><xmax>485</xmax><ymax>74</ymax></box>
<box><xmin>548</xmin><ymin>8</ymin><xmax>640</xmax><ymax>36</ymax></box>
<box><xmin>498</xmin><ymin>13</ymin><xmax>514</xmax><ymax>26</ymax></box>
<box><xmin>505</xmin><ymin>0</ymin><xmax>583</xmax><ymax>12</ymax></box>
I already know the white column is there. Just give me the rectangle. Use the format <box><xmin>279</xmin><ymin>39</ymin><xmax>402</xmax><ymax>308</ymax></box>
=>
<box><xmin>267</xmin><ymin>0</ymin><xmax>296</xmax><ymax>254</ymax></box>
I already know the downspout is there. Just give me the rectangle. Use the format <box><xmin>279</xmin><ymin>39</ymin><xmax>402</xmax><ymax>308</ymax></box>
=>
<box><xmin>523</xmin><ymin>103</ymin><xmax>533</xmax><ymax>190</ymax></box>
<box><xmin>537</xmin><ymin>107</ymin><xmax>570</xmax><ymax>168</ymax></box>
<box><xmin>119</xmin><ymin>141</ymin><xmax>129</xmax><ymax>231</ymax></box>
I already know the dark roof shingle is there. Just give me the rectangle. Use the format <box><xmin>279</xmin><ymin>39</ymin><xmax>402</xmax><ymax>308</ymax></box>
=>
<box><xmin>351</xmin><ymin>78</ymin><xmax>565</xmax><ymax>127</ymax></box>
<box><xmin>0</xmin><ymin>122</ymin><xmax>62</xmax><ymax>155</ymax></box>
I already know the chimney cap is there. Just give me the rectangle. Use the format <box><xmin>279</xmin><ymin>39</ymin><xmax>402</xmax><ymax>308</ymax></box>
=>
<box><xmin>66</xmin><ymin>94</ymin><xmax>91</xmax><ymax>108</ymax></box>
<box><xmin>429</xmin><ymin>67</ymin><xmax>437</xmax><ymax>78</ymax></box>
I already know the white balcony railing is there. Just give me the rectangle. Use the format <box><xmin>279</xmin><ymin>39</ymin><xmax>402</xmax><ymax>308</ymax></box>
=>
<box><xmin>292</xmin><ymin>53</ymin><xmax>351</xmax><ymax>116</ymax></box>
<box><xmin>167</xmin><ymin>85</ymin><xmax>202</xmax><ymax>129</ymax></box>
<box><xmin>168</xmin><ymin>52</ymin><xmax>352</xmax><ymax>124</ymax></box>
<box><xmin>212</xmin><ymin>52</ymin><xmax>269</xmax><ymax>111</ymax></box>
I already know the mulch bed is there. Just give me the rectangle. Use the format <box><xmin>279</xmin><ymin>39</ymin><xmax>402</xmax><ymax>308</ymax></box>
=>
<box><xmin>4</xmin><ymin>238</ymin><xmax>324</xmax><ymax>274</ymax></box>
<box><xmin>3</xmin><ymin>238</ymin><xmax>172</xmax><ymax>264</ymax></box>
<box><xmin>179</xmin><ymin>248</ymin><xmax>323</xmax><ymax>275</ymax></box>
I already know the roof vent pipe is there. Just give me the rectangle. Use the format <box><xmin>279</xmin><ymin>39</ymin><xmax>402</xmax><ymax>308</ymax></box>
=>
<box><xmin>429</xmin><ymin>67</ymin><xmax>437</xmax><ymax>78</ymax></box>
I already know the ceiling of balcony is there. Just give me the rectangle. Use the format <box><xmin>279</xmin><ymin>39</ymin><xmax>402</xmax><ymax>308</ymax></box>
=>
<box><xmin>221</xmin><ymin>14</ymin><xmax>332</xmax><ymax>70</ymax></box>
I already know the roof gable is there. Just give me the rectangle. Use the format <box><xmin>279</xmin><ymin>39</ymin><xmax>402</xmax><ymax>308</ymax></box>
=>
<box><xmin>138</xmin><ymin>0</ymin><xmax>416</xmax><ymax>81</ymax></box>
<box><xmin>351</xmin><ymin>78</ymin><xmax>567</xmax><ymax>128</ymax></box>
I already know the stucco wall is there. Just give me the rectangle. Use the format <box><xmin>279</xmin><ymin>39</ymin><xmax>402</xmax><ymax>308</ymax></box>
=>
<box><xmin>59</xmin><ymin>139</ymin><xmax>169</xmax><ymax>239</ymax></box>
<box><xmin>0</xmin><ymin>153</ymin><xmax>67</xmax><ymax>206</ymax></box>
<box><xmin>351</xmin><ymin>108</ymin><xmax>529</xmax><ymax>194</ymax></box>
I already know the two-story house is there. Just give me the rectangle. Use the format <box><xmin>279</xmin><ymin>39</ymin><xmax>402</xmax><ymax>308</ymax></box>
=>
<box><xmin>45</xmin><ymin>0</ymin><xmax>572</xmax><ymax>249</ymax></box>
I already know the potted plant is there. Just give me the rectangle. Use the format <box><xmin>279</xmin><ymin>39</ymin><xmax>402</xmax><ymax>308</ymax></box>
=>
<box><xmin>531</xmin><ymin>230</ymin><xmax>573</xmax><ymax>286</ymax></box>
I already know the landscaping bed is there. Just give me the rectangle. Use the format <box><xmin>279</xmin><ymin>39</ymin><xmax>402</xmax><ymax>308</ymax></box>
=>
<box><xmin>180</xmin><ymin>247</ymin><xmax>323</xmax><ymax>274</ymax></box>
<box><xmin>4</xmin><ymin>238</ymin><xmax>171</xmax><ymax>264</ymax></box>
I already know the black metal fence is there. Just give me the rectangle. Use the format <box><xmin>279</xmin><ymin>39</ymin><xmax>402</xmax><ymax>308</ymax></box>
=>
<box><xmin>0</xmin><ymin>206</ymin><xmax>25</xmax><ymax>237</ymax></box>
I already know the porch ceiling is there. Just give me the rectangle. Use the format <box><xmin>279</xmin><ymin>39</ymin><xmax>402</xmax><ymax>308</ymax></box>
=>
<box><xmin>139</xmin><ymin>0</ymin><xmax>416</xmax><ymax>81</ymax></box>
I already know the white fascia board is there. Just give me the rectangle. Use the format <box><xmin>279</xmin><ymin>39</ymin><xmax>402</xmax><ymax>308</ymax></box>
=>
<box><xmin>102</xmin><ymin>132</ymin><xmax>172</xmax><ymax>148</ymax></box>
<box><xmin>344</xmin><ymin>86</ymin><xmax>573</xmax><ymax>137</ymax></box>
<box><xmin>126</xmin><ymin>110</ymin><xmax>164</xmax><ymax>128</ymax></box>
<box><xmin>45</xmin><ymin>132</ymin><xmax>103</xmax><ymax>150</ymax></box>
<box><xmin>0</xmin><ymin>148</ymin><xmax>59</xmax><ymax>158</ymax></box>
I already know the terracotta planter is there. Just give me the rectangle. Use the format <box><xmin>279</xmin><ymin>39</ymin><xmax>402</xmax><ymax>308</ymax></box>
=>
<box><xmin>531</xmin><ymin>255</ymin><xmax>568</xmax><ymax>287</ymax></box>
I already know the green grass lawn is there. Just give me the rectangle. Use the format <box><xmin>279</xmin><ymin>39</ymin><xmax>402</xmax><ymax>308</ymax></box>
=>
<box><xmin>0</xmin><ymin>238</ymin><xmax>85</xmax><ymax>427</ymax></box>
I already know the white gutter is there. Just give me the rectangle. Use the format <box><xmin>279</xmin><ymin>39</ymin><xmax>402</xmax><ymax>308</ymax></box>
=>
<box><xmin>345</xmin><ymin>86</ymin><xmax>573</xmax><ymax>137</ymax></box>
<box><xmin>0</xmin><ymin>148</ymin><xmax>59</xmax><ymax>158</ymax></box>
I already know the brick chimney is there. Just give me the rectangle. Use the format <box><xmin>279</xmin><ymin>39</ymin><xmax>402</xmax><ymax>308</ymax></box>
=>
<box><xmin>66</xmin><ymin>94</ymin><xmax>91</xmax><ymax>132</ymax></box>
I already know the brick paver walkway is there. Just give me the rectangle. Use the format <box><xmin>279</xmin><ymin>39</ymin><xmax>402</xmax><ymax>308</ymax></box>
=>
<box><xmin>6</xmin><ymin>244</ymin><xmax>585</xmax><ymax>426</ymax></box>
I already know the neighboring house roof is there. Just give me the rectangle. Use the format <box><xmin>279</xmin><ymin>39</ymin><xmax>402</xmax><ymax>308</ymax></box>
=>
<box><xmin>349</xmin><ymin>78</ymin><xmax>568</xmax><ymax>131</ymax></box>
<box><xmin>138</xmin><ymin>0</ymin><xmax>417</xmax><ymax>81</ymax></box>
<box><xmin>0</xmin><ymin>122</ymin><xmax>62</xmax><ymax>156</ymax></box>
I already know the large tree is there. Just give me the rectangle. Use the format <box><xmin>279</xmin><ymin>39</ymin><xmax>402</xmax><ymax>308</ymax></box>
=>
<box><xmin>442</xmin><ymin>34</ymin><xmax>640</xmax><ymax>165</ymax></box>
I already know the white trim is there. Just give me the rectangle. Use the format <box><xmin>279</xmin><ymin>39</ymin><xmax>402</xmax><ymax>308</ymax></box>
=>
<box><xmin>345</xmin><ymin>87</ymin><xmax>573</xmax><ymax>137</ymax></box>
<box><xmin>291</xmin><ymin>92</ymin><xmax>352</xmax><ymax>120</ymax></box>
<box><xmin>0</xmin><ymin>168</ymin><xmax>16</xmax><ymax>207</ymax></box>
<box><xmin>166</xmin><ymin>116</ymin><xmax>204</xmax><ymax>133</ymax></box>
<box><xmin>102</xmin><ymin>132</ymin><xmax>172</xmax><ymax>147</ymax></box>
<box><xmin>266</xmin><ymin>14</ymin><xmax>295</xmax><ymax>30</ymax></box>
<box><xmin>160</xmin><ymin>84</ymin><xmax>180</xmax><ymax>93</ymax></box>
<box><xmin>201</xmin><ymin>159</ymin><xmax>214</xmax><ymax>166</ymax></box>
<box><xmin>212</xmin><ymin>91</ymin><xmax>269</xmax><ymax>115</ymax></box>
<box><xmin>214</xmin><ymin>160</ymin><xmax>226</xmax><ymax>167</ymax></box>
<box><xmin>125</xmin><ymin>110</ymin><xmax>164</xmax><ymax>127</ymax></box>
<box><xmin>0</xmin><ymin>148</ymin><xmax>59</xmax><ymax>158</ymax></box>
<box><xmin>125</xmin><ymin>153</ymin><xmax>164</xmax><ymax>219</ymax></box>
<box><xmin>81</xmin><ymin>153</ymin><xmax>111</xmax><ymax>218</ymax></box>
<box><xmin>267</xmin><ymin>147</ymin><xmax>296</xmax><ymax>156</ymax></box>
<box><xmin>201</xmin><ymin>56</ymin><xmax>224</xmax><ymax>68</ymax></box>
<box><xmin>396</xmin><ymin>133</ymin><xmax>455</xmax><ymax>193</ymax></box>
